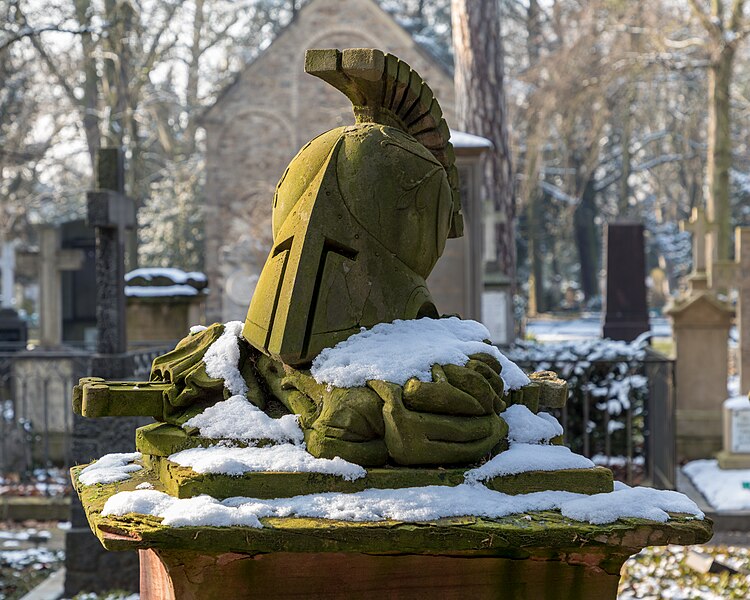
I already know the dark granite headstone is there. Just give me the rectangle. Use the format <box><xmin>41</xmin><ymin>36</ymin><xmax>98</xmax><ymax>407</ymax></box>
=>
<box><xmin>61</xmin><ymin>220</ymin><xmax>97</xmax><ymax>346</ymax></box>
<box><xmin>602</xmin><ymin>222</ymin><xmax>649</xmax><ymax>342</ymax></box>
<box><xmin>0</xmin><ymin>308</ymin><xmax>27</xmax><ymax>350</ymax></box>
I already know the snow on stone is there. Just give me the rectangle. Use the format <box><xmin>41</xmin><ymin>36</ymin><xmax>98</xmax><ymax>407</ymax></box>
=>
<box><xmin>683</xmin><ymin>459</ymin><xmax>750</xmax><ymax>511</ymax></box>
<box><xmin>560</xmin><ymin>486</ymin><xmax>704</xmax><ymax>524</ymax></box>
<box><xmin>464</xmin><ymin>444</ymin><xmax>595</xmax><ymax>483</ymax></box>
<box><xmin>203</xmin><ymin>321</ymin><xmax>247</xmax><ymax>396</ymax></box>
<box><xmin>502</xmin><ymin>405</ymin><xmax>562</xmax><ymax>444</ymax></box>
<box><xmin>78</xmin><ymin>453</ymin><xmax>142</xmax><ymax>486</ymax></box>
<box><xmin>101</xmin><ymin>482</ymin><xmax>702</xmax><ymax>528</ymax></box>
<box><xmin>168</xmin><ymin>443</ymin><xmax>366</xmax><ymax>481</ymax></box>
<box><xmin>449</xmin><ymin>129</ymin><xmax>493</xmax><ymax>149</ymax></box>
<box><xmin>724</xmin><ymin>395</ymin><xmax>750</xmax><ymax>411</ymax></box>
<box><xmin>136</xmin><ymin>482</ymin><xmax>154</xmax><ymax>490</ymax></box>
<box><xmin>190</xmin><ymin>324</ymin><xmax>208</xmax><ymax>334</ymax></box>
<box><xmin>125</xmin><ymin>284</ymin><xmax>199</xmax><ymax>297</ymax></box>
<box><xmin>311</xmin><ymin>317</ymin><xmax>530</xmax><ymax>391</ymax></box>
<box><xmin>125</xmin><ymin>267</ymin><xmax>207</xmax><ymax>284</ymax></box>
<box><xmin>182</xmin><ymin>395</ymin><xmax>304</xmax><ymax>445</ymax></box>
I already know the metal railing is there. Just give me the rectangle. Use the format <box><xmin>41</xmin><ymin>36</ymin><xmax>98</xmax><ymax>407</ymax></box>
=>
<box><xmin>0</xmin><ymin>345</ymin><xmax>172</xmax><ymax>494</ymax></box>
<box><xmin>509</xmin><ymin>349</ymin><xmax>676</xmax><ymax>489</ymax></box>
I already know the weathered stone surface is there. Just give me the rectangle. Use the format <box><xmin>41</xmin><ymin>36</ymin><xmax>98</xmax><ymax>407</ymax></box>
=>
<box><xmin>72</xmin><ymin>465</ymin><xmax>711</xmax><ymax>557</ymax></box>
<box><xmin>147</xmin><ymin>456</ymin><xmax>612</xmax><ymax>500</ymax></box>
<box><xmin>81</xmin><ymin>320</ymin><xmax>528</xmax><ymax>468</ymax></box>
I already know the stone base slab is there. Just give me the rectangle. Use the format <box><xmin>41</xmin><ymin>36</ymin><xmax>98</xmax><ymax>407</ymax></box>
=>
<box><xmin>716</xmin><ymin>450</ymin><xmax>750</xmax><ymax>469</ymax></box>
<box><xmin>153</xmin><ymin>456</ymin><xmax>613</xmax><ymax>500</ymax></box>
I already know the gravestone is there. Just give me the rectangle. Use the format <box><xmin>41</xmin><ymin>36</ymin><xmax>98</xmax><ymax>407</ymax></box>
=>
<box><xmin>737</xmin><ymin>227</ymin><xmax>750</xmax><ymax>395</ymax></box>
<box><xmin>717</xmin><ymin>395</ymin><xmax>750</xmax><ymax>469</ymax></box>
<box><xmin>65</xmin><ymin>147</ymin><xmax>141</xmax><ymax>597</ymax></box>
<box><xmin>425</xmin><ymin>132</ymin><xmax>489</xmax><ymax>321</ymax></box>
<box><xmin>38</xmin><ymin>226</ymin><xmax>85</xmax><ymax>348</ymax></box>
<box><xmin>0</xmin><ymin>308</ymin><xmax>26</xmax><ymax>350</ymax></box>
<box><xmin>666</xmin><ymin>208</ymin><xmax>733</xmax><ymax>460</ymax></box>
<box><xmin>602</xmin><ymin>222</ymin><xmax>649</xmax><ymax>341</ymax></box>
<box><xmin>125</xmin><ymin>268</ymin><xmax>208</xmax><ymax>344</ymax></box>
<box><xmin>60</xmin><ymin>220</ymin><xmax>97</xmax><ymax>347</ymax></box>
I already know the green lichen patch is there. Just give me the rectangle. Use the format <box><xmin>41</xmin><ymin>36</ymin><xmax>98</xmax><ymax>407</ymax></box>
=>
<box><xmin>153</xmin><ymin>455</ymin><xmax>613</xmax><ymax>500</ymax></box>
<box><xmin>483</xmin><ymin>466</ymin><xmax>613</xmax><ymax>495</ymax></box>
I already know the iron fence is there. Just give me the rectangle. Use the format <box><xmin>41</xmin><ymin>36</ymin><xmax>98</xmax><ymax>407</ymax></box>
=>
<box><xmin>509</xmin><ymin>349</ymin><xmax>676</xmax><ymax>489</ymax></box>
<box><xmin>0</xmin><ymin>345</ymin><xmax>172</xmax><ymax>494</ymax></box>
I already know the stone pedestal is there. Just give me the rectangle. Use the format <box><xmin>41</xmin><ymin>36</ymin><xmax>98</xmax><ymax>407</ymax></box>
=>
<box><xmin>73</xmin><ymin>463</ymin><xmax>711</xmax><ymax>600</ymax></box>
<box><xmin>139</xmin><ymin>549</ymin><xmax>627</xmax><ymax>600</ymax></box>
<box><xmin>717</xmin><ymin>395</ymin><xmax>750</xmax><ymax>469</ymax></box>
<box><xmin>665</xmin><ymin>286</ymin><xmax>733</xmax><ymax>461</ymax></box>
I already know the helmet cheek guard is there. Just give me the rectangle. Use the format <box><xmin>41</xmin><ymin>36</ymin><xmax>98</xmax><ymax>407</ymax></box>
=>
<box><xmin>244</xmin><ymin>49</ymin><xmax>462</xmax><ymax>366</ymax></box>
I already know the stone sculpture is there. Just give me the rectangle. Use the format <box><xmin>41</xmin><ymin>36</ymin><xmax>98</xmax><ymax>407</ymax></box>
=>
<box><xmin>71</xmin><ymin>52</ymin><xmax>710</xmax><ymax>600</ymax></box>
<box><xmin>74</xmin><ymin>48</ymin><xmax>565</xmax><ymax>468</ymax></box>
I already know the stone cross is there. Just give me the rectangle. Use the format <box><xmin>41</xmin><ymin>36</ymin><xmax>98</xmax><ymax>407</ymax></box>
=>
<box><xmin>37</xmin><ymin>226</ymin><xmax>85</xmax><ymax>347</ymax></box>
<box><xmin>681</xmin><ymin>207</ymin><xmax>713</xmax><ymax>275</ymax></box>
<box><xmin>86</xmin><ymin>148</ymin><xmax>135</xmax><ymax>374</ymax></box>
<box><xmin>738</xmin><ymin>227</ymin><xmax>750</xmax><ymax>394</ymax></box>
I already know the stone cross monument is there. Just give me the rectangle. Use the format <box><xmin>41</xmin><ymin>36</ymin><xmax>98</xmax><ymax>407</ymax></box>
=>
<box><xmin>86</xmin><ymin>147</ymin><xmax>135</xmax><ymax>376</ymax></box>
<box><xmin>667</xmin><ymin>206</ymin><xmax>733</xmax><ymax>460</ymax></box>
<box><xmin>65</xmin><ymin>147</ymin><xmax>140</xmax><ymax>597</ymax></box>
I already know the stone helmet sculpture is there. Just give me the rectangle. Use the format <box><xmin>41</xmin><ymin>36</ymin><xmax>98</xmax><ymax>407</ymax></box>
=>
<box><xmin>243</xmin><ymin>48</ymin><xmax>463</xmax><ymax>366</ymax></box>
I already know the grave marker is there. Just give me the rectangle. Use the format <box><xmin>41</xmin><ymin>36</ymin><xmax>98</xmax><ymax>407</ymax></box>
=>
<box><xmin>38</xmin><ymin>226</ymin><xmax>84</xmax><ymax>348</ymax></box>
<box><xmin>65</xmin><ymin>147</ymin><xmax>140</xmax><ymax>596</ymax></box>
<box><xmin>717</xmin><ymin>395</ymin><xmax>750</xmax><ymax>469</ymax></box>
<box><xmin>737</xmin><ymin>227</ymin><xmax>750</xmax><ymax>395</ymax></box>
<box><xmin>86</xmin><ymin>148</ymin><xmax>135</xmax><ymax>375</ymax></box>
<box><xmin>666</xmin><ymin>207</ymin><xmax>733</xmax><ymax>460</ymax></box>
<box><xmin>602</xmin><ymin>222</ymin><xmax>649</xmax><ymax>342</ymax></box>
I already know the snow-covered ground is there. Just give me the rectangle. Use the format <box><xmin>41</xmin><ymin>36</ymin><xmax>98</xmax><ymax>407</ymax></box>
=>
<box><xmin>526</xmin><ymin>313</ymin><xmax>673</xmax><ymax>343</ymax></box>
<box><xmin>683</xmin><ymin>460</ymin><xmax>750</xmax><ymax>511</ymax></box>
<box><xmin>0</xmin><ymin>521</ymin><xmax>67</xmax><ymax>600</ymax></box>
<box><xmin>618</xmin><ymin>544</ymin><xmax>750</xmax><ymax>599</ymax></box>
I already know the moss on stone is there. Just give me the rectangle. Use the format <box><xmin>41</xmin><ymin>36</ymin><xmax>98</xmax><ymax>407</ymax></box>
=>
<box><xmin>71</xmin><ymin>464</ymin><xmax>712</xmax><ymax>559</ymax></box>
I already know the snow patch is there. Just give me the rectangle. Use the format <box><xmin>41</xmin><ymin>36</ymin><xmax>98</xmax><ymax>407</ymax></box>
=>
<box><xmin>101</xmin><ymin>482</ymin><xmax>702</xmax><ymax>528</ymax></box>
<box><xmin>78</xmin><ymin>453</ymin><xmax>142</xmax><ymax>486</ymax></box>
<box><xmin>190</xmin><ymin>324</ymin><xmax>208</xmax><ymax>334</ymax></box>
<box><xmin>502</xmin><ymin>405</ymin><xmax>563</xmax><ymax>444</ymax></box>
<box><xmin>465</xmin><ymin>444</ymin><xmax>595</xmax><ymax>482</ymax></box>
<box><xmin>560</xmin><ymin>486</ymin><xmax>705</xmax><ymax>524</ymax></box>
<box><xmin>125</xmin><ymin>267</ymin><xmax>207</xmax><ymax>284</ymax></box>
<box><xmin>168</xmin><ymin>444</ymin><xmax>366</xmax><ymax>481</ymax></box>
<box><xmin>311</xmin><ymin>317</ymin><xmax>529</xmax><ymax>391</ymax></box>
<box><xmin>724</xmin><ymin>395</ymin><xmax>750</xmax><ymax>411</ymax></box>
<box><xmin>449</xmin><ymin>129</ymin><xmax>493</xmax><ymax>149</ymax></box>
<box><xmin>125</xmin><ymin>284</ymin><xmax>198</xmax><ymax>297</ymax></box>
<box><xmin>203</xmin><ymin>321</ymin><xmax>247</xmax><ymax>396</ymax></box>
<box><xmin>683</xmin><ymin>459</ymin><xmax>750</xmax><ymax>511</ymax></box>
<box><xmin>182</xmin><ymin>396</ymin><xmax>303</xmax><ymax>445</ymax></box>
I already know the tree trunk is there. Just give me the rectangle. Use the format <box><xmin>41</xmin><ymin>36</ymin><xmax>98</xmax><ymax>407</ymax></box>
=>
<box><xmin>525</xmin><ymin>0</ymin><xmax>544</xmax><ymax>315</ymax></box>
<box><xmin>451</xmin><ymin>0</ymin><xmax>516</xmax><ymax>282</ymax></box>
<box><xmin>574</xmin><ymin>177</ymin><xmax>598</xmax><ymax>301</ymax></box>
<box><xmin>706</xmin><ymin>44</ymin><xmax>735</xmax><ymax>261</ymax></box>
<box><xmin>74</xmin><ymin>0</ymin><xmax>100</xmax><ymax>169</ymax></box>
